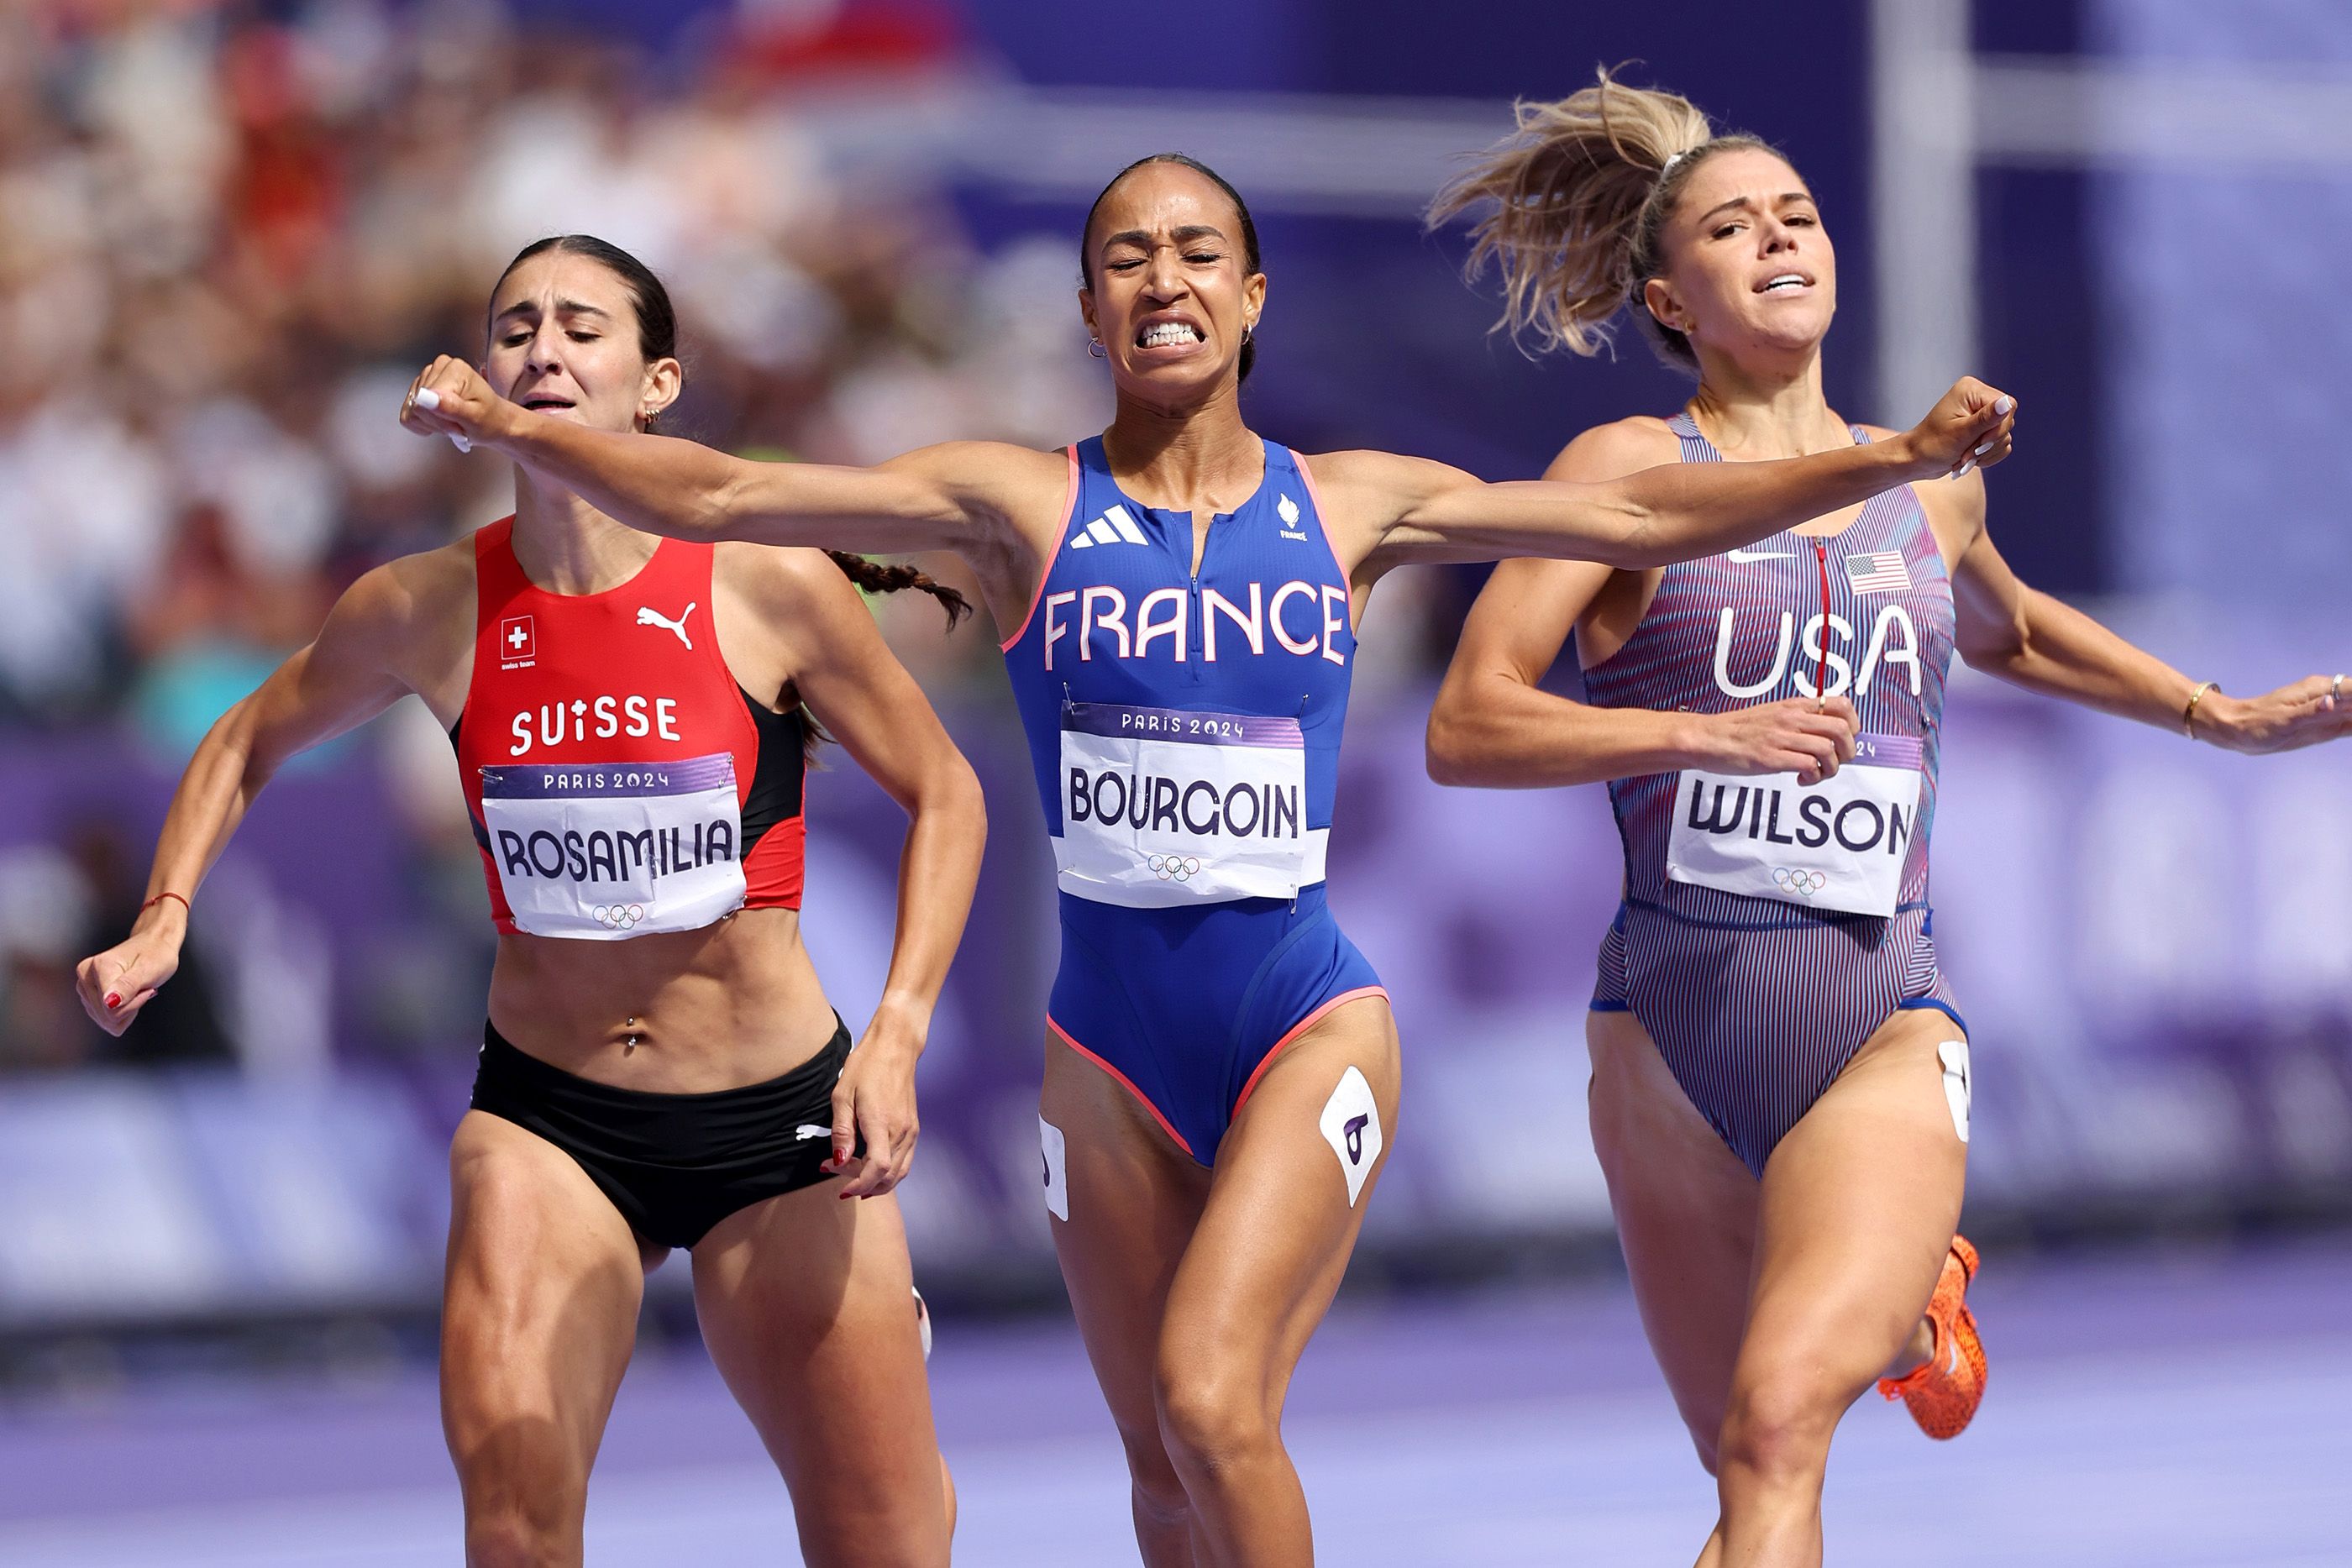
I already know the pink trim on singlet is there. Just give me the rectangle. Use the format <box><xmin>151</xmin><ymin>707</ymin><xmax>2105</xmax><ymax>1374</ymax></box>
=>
<box><xmin>1047</xmin><ymin>1016</ymin><xmax>1195</xmax><ymax>1156</ymax></box>
<box><xmin>1229</xmin><ymin>985</ymin><xmax>1389</xmax><ymax>1120</ymax></box>
<box><xmin>1285</xmin><ymin>447</ymin><xmax>1361</xmax><ymax>632</ymax></box>
<box><xmin>998</xmin><ymin>444</ymin><xmax>1083</xmax><ymax>653</ymax></box>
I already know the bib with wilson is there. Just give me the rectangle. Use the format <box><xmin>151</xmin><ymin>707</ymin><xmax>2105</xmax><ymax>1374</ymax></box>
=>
<box><xmin>1665</xmin><ymin>732</ymin><xmax>1924</xmax><ymax>918</ymax></box>
<box><xmin>1058</xmin><ymin>700</ymin><xmax>1315</xmax><ymax>908</ymax></box>
<box><xmin>479</xmin><ymin>753</ymin><xmax>747</xmax><ymax>938</ymax></box>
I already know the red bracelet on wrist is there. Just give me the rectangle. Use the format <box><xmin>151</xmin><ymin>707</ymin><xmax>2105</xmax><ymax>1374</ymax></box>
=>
<box><xmin>141</xmin><ymin>891</ymin><xmax>191</xmax><ymax>916</ymax></box>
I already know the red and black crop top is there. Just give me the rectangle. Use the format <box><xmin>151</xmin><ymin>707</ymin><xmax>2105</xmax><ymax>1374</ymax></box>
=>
<box><xmin>450</xmin><ymin>517</ymin><xmax>805</xmax><ymax>939</ymax></box>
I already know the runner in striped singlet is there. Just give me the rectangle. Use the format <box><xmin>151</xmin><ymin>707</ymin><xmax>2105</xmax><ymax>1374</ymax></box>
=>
<box><xmin>402</xmin><ymin>151</ymin><xmax>2015</xmax><ymax>1566</ymax></box>
<box><xmin>1427</xmin><ymin>72</ymin><xmax>2352</xmax><ymax>1568</ymax></box>
<box><xmin>1582</xmin><ymin>410</ymin><xmax>1963</xmax><ymax>1177</ymax></box>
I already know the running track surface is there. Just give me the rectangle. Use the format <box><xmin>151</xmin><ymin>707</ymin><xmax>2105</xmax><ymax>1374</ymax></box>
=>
<box><xmin>1</xmin><ymin>1243</ymin><xmax>2344</xmax><ymax>1565</ymax></box>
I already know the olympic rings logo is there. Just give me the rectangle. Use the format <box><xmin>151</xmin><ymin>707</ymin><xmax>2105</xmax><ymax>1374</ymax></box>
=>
<box><xmin>593</xmin><ymin>904</ymin><xmax>648</xmax><ymax>930</ymax></box>
<box><xmin>1772</xmin><ymin>868</ymin><xmax>1829</xmax><ymax>897</ymax></box>
<box><xmin>1147</xmin><ymin>854</ymin><xmax>1204</xmax><ymax>883</ymax></box>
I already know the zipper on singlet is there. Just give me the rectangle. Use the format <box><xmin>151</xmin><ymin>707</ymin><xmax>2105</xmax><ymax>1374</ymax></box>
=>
<box><xmin>1189</xmin><ymin>513</ymin><xmax>1209</xmax><ymax>686</ymax></box>
<box><xmin>1812</xmin><ymin>538</ymin><xmax>1832</xmax><ymax>700</ymax></box>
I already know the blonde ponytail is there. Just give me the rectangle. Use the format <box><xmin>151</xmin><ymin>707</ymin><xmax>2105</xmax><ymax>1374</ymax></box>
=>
<box><xmin>1429</xmin><ymin>69</ymin><xmax>1767</xmax><ymax>368</ymax></box>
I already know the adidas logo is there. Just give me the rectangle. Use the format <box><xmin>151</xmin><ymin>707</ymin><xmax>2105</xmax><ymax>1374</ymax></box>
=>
<box><xmin>1068</xmin><ymin>505</ymin><xmax>1149</xmax><ymax>549</ymax></box>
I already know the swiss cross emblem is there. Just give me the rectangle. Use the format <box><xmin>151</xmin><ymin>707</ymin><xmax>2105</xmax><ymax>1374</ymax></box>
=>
<box><xmin>500</xmin><ymin>615</ymin><xmax>536</xmax><ymax>669</ymax></box>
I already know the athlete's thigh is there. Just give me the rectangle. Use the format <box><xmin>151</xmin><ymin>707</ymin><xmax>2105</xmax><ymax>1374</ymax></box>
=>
<box><xmin>1741</xmin><ymin>1007</ymin><xmax>1969</xmax><ymax>1394</ymax></box>
<box><xmin>1586</xmin><ymin>1009</ymin><xmax>1759</xmax><ymax>1459</ymax></box>
<box><xmin>690</xmin><ymin>1185</ymin><xmax>947</xmax><ymax>1567</ymax></box>
<box><xmin>1162</xmin><ymin>994</ymin><xmax>1399</xmax><ymax>1392</ymax></box>
<box><xmin>440</xmin><ymin>1110</ymin><xmax>648</xmax><ymax>1497</ymax></box>
<box><xmin>1041</xmin><ymin>1031</ymin><xmax>1215</xmax><ymax>1446</ymax></box>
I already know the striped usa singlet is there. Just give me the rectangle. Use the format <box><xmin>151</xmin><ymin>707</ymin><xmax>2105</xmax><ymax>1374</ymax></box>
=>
<box><xmin>1584</xmin><ymin>414</ymin><xmax>1965</xmax><ymax>1173</ymax></box>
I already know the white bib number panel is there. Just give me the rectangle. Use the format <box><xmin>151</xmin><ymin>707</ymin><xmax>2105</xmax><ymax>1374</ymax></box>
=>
<box><xmin>479</xmin><ymin>752</ymin><xmax>748</xmax><ymax>939</ymax></box>
<box><xmin>1665</xmin><ymin>732</ymin><xmax>1923</xmax><ymax>918</ymax></box>
<box><xmin>1056</xmin><ymin>701</ymin><xmax>1320</xmax><ymax>908</ymax></box>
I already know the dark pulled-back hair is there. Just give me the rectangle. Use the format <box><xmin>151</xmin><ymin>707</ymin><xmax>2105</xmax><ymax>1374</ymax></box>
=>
<box><xmin>489</xmin><ymin>235</ymin><xmax>973</xmax><ymax>632</ymax></box>
<box><xmin>1079</xmin><ymin>154</ymin><xmax>1263</xmax><ymax>382</ymax></box>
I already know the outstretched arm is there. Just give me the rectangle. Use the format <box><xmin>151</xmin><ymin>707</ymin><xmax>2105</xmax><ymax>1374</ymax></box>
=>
<box><xmin>74</xmin><ymin>563</ymin><xmax>435</xmax><ymax>1034</ymax></box>
<box><xmin>753</xmin><ymin>554</ymin><xmax>987</xmax><ymax>1198</ymax></box>
<box><xmin>1333</xmin><ymin>378</ymin><xmax>2013</xmax><ymax>574</ymax></box>
<box><xmin>1427</xmin><ymin>558</ymin><xmax>1861</xmax><ymax>789</ymax></box>
<box><xmin>1950</xmin><ymin>492</ymin><xmax>2348</xmax><ymax>753</ymax></box>
<box><xmin>399</xmin><ymin>357</ymin><xmax>1048</xmax><ymax>564</ymax></box>
<box><xmin>1426</xmin><ymin>425</ymin><xmax>1863</xmax><ymax>792</ymax></box>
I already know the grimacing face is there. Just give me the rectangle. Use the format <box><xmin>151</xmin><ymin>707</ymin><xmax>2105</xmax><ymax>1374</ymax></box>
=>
<box><xmin>1643</xmin><ymin>147</ymin><xmax>1837</xmax><ymax>362</ymax></box>
<box><xmin>1080</xmin><ymin>162</ymin><xmax>1265</xmax><ymax>403</ymax></box>
<box><xmin>484</xmin><ymin>252</ymin><xmax>680</xmax><ymax>434</ymax></box>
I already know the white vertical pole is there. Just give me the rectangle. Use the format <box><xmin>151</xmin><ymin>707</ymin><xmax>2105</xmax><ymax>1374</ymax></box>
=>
<box><xmin>1870</xmin><ymin>0</ymin><xmax>1980</xmax><ymax>422</ymax></box>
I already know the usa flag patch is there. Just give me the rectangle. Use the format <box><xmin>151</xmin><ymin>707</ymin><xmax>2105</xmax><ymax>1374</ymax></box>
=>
<box><xmin>1843</xmin><ymin>551</ymin><xmax>1912</xmax><ymax>595</ymax></box>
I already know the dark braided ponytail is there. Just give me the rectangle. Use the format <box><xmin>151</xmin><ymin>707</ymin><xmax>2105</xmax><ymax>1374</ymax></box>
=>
<box><xmin>791</xmin><ymin>554</ymin><xmax>971</xmax><ymax>764</ymax></box>
<box><xmin>822</xmin><ymin>551</ymin><xmax>972</xmax><ymax>627</ymax></box>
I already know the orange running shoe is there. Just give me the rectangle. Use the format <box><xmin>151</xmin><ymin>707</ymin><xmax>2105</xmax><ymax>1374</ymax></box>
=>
<box><xmin>1877</xmin><ymin>1235</ymin><xmax>1986</xmax><ymax>1440</ymax></box>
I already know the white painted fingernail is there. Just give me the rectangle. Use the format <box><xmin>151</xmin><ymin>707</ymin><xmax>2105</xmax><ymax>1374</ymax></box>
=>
<box><xmin>1951</xmin><ymin>459</ymin><xmax>1976</xmax><ymax>480</ymax></box>
<box><xmin>413</xmin><ymin>387</ymin><xmax>442</xmax><ymax>412</ymax></box>
<box><xmin>1994</xmin><ymin>396</ymin><xmax>2013</xmax><ymax>415</ymax></box>
<box><xmin>449</xmin><ymin>433</ymin><xmax>471</xmax><ymax>454</ymax></box>
<box><xmin>1973</xmin><ymin>440</ymin><xmax>1992</xmax><ymax>455</ymax></box>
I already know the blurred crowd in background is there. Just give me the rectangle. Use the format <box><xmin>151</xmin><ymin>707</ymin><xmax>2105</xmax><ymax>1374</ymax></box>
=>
<box><xmin>3</xmin><ymin>3</ymin><xmax>2346</xmax><ymax>1335</ymax></box>
<box><xmin>0</xmin><ymin>0</ymin><xmax>1132</xmax><ymax>1074</ymax></box>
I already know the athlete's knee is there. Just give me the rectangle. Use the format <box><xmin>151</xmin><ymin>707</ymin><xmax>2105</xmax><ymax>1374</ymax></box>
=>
<box><xmin>1687</xmin><ymin>1422</ymin><xmax>1724</xmax><ymax>1478</ymax></box>
<box><xmin>449</xmin><ymin>1423</ymin><xmax>586</xmax><ymax>1564</ymax></box>
<box><xmin>1715</xmin><ymin>1370</ymin><xmax>1840</xmax><ymax>1489</ymax></box>
<box><xmin>1154</xmin><ymin>1360</ymin><xmax>1279</xmax><ymax>1481</ymax></box>
<box><xmin>1112</xmin><ymin>1418</ymin><xmax>1189</xmax><ymax>1521</ymax></box>
<box><xmin>462</xmin><ymin>1503</ymin><xmax>575</xmax><ymax>1568</ymax></box>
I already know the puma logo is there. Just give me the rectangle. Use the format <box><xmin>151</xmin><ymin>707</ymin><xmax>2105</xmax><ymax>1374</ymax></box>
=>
<box><xmin>636</xmin><ymin>602</ymin><xmax>695</xmax><ymax>649</ymax></box>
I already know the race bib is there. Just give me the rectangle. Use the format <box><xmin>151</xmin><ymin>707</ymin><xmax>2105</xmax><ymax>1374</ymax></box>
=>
<box><xmin>1665</xmin><ymin>733</ymin><xmax>1923</xmax><ymax>918</ymax></box>
<box><xmin>1056</xmin><ymin>701</ymin><xmax>1320</xmax><ymax>908</ymax></box>
<box><xmin>479</xmin><ymin>753</ymin><xmax>747</xmax><ymax>939</ymax></box>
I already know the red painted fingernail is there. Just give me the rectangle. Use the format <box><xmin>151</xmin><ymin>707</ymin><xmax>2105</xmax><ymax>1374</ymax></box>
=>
<box><xmin>104</xmin><ymin>993</ymin><xmax>122</xmax><ymax>1009</ymax></box>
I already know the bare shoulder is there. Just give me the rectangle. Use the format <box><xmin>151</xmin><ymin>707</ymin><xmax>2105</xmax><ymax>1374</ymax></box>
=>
<box><xmin>339</xmin><ymin>535</ymin><xmax>475</xmax><ymax>638</ymax></box>
<box><xmin>1547</xmin><ymin>415</ymin><xmax>1683</xmax><ymax>481</ymax></box>
<box><xmin>1294</xmin><ymin>448</ymin><xmax>1474</xmax><ymax>532</ymax></box>
<box><xmin>715</xmin><ymin>540</ymin><xmax>864</xmax><ymax>619</ymax></box>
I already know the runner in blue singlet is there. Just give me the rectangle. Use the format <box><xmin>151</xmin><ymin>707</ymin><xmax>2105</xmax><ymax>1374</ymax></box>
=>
<box><xmin>401</xmin><ymin>152</ymin><xmax>2015</xmax><ymax>1562</ymax></box>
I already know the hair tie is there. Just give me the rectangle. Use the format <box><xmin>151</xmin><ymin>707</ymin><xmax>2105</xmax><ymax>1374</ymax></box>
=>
<box><xmin>1658</xmin><ymin>147</ymin><xmax>1699</xmax><ymax>181</ymax></box>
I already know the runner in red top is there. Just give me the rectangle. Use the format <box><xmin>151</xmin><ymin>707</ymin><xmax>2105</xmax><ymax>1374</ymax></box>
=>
<box><xmin>76</xmin><ymin>236</ymin><xmax>984</xmax><ymax>1567</ymax></box>
<box><xmin>455</xmin><ymin>512</ymin><xmax>811</xmax><ymax>934</ymax></box>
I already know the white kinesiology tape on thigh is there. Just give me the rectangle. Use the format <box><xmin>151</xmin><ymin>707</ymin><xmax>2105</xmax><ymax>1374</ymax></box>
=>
<box><xmin>1937</xmin><ymin>1041</ymin><xmax>1971</xmax><ymax>1145</ymax></box>
<box><xmin>1318</xmin><ymin>1065</ymin><xmax>1382</xmax><ymax>1208</ymax></box>
<box><xmin>1039</xmin><ymin>1115</ymin><xmax>1070</xmax><ymax>1221</ymax></box>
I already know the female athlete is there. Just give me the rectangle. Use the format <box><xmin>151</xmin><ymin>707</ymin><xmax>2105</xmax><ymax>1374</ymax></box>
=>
<box><xmin>1425</xmin><ymin>74</ymin><xmax>2351</xmax><ymax>1568</ymax></box>
<box><xmin>398</xmin><ymin>155</ymin><xmax>2013</xmax><ymax>1565</ymax></box>
<box><xmin>78</xmin><ymin>235</ymin><xmax>984</xmax><ymax>1568</ymax></box>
